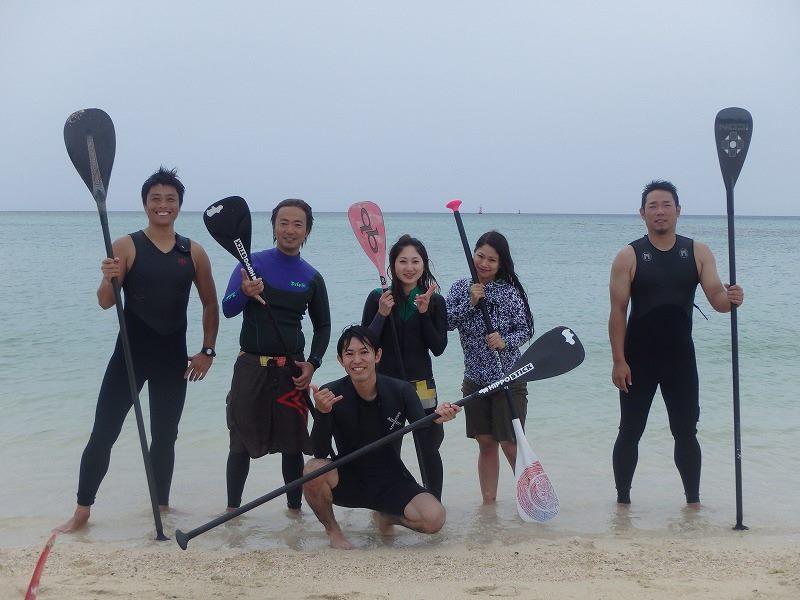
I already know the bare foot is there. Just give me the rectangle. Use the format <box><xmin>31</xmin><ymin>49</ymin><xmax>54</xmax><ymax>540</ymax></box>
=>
<box><xmin>54</xmin><ymin>506</ymin><xmax>90</xmax><ymax>533</ymax></box>
<box><xmin>326</xmin><ymin>528</ymin><xmax>354</xmax><ymax>550</ymax></box>
<box><xmin>686</xmin><ymin>502</ymin><xmax>702</xmax><ymax>511</ymax></box>
<box><xmin>286</xmin><ymin>507</ymin><xmax>302</xmax><ymax>519</ymax></box>
<box><xmin>482</xmin><ymin>497</ymin><xmax>497</xmax><ymax>505</ymax></box>
<box><xmin>372</xmin><ymin>512</ymin><xmax>398</xmax><ymax>536</ymax></box>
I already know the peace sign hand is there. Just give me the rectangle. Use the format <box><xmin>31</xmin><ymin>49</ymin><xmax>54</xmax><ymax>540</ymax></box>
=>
<box><xmin>414</xmin><ymin>284</ymin><xmax>438</xmax><ymax>314</ymax></box>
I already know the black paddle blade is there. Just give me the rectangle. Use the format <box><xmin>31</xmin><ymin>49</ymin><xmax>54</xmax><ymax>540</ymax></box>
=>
<box><xmin>715</xmin><ymin>107</ymin><xmax>753</xmax><ymax>192</ymax></box>
<box><xmin>512</xmin><ymin>327</ymin><xmax>585</xmax><ymax>383</ymax></box>
<box><xmin>204</xmin><ymin>196</ymin><xmax>255</xmax><ymax>272</ymax></box>
<box><xmin>64</xmin><ymin>109</ymin><xmax>115</xmax><ymax>202</ymax></box>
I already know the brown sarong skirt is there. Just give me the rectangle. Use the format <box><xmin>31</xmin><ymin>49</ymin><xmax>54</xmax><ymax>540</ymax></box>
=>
<box><xmin>226</xmin><ymin>352</ymin><xmax>312</xmax><ymax>458</ymax></box>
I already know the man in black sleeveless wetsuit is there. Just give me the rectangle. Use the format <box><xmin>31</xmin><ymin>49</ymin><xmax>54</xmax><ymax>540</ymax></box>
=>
<box><xmin>303</xmin><ymin>326</ymin><xmax>460</xmax><ymax>549</ymax></box>
<box><xmin>56</xmin><ymin>167</ymin><xmax>219</xmax><ymax>533</ymax></box>
<box><xmin>608</xmin><ymin>180</ymin><xmax>744</xmax><ymax>507</ymax></box>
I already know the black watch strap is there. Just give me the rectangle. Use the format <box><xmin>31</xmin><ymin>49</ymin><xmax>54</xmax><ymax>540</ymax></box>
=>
<box><xmin>201</xmin><ymin>346</ymin><xmax>216</xmax><ymax>357</ymax></box>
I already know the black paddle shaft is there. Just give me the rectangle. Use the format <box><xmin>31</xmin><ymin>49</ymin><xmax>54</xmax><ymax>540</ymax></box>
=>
<box><xmin>174</xmin><ymin>326</ymin><xmax>585</xmax><ymax>549</ymax></box>
<box><xmin>64</xmin><ymin>109</ymin><xmax>167</xmax><ymax>541</ymax></box>
<box><xmin>714</xmin><ymin>107</ymin><xmax>753</xmax><ymax>531</ymax></box>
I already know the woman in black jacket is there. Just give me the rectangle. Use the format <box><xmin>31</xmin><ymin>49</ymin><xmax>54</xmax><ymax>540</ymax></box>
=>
<box><xmin>361</xmin><ymin>234</ymin><xmax>448</xmax><ymax>499</ymax></box>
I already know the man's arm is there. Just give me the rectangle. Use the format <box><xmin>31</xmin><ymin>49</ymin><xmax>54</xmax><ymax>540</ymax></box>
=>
<box><xmin>97</xmin><ymin>235</ymin><xmax>135</xmax><ymax>309</ymax></box>
<box><xmin>186</xmin><ymin>242</ymin><xmax>219</xmax><ymax>382</ymax></box>
<box><xmin>695</xmin><ymin>241</ymin><xmax>744</xmax><ymax>313</ymax></box>
<box><xmin>310</xmin><ymin>383</ymin><xmax>341</xmax><ymax>458</ymax></box>
<box><xmin>609</xmin><ymin>246</ymin><xmax>634</xmax><ymax>393</ymax></box>
<box><xmin>294</xmin><ymin>273</ymin><xmax>332</xmax><ymax>389</ymax></box>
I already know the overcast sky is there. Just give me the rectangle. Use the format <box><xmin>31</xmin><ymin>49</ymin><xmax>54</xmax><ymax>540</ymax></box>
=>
<box><xmin>1</xmin><ymin>1</ymin><xmax>798</xmax><ymax>215</ymax></box>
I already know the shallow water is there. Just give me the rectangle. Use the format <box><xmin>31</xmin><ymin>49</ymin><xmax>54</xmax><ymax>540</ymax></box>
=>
<box><xmin>1</xmin><ymin>211</ymin><xmax>797</xmax><ymax>549</ymax></box>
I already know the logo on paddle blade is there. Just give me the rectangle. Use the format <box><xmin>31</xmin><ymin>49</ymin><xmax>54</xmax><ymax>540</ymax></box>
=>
<box><xmin>561</xmin><ymin>329</ymin><xmax>576</xmax><ymax>345</ymax></box>
<box><xmin>206</xmin><ymin>204</ymin><xmax>223</xmax><ymax>217</ymax></box>
<box><xmin>234</xmin><ymin>238</ymin><xmax>257</xmax><ymax>279</ymax></box>
<box><xmin>516</xmin><ymin>461</ymin><xmax>559</xmax><ymax>522</ymax></box>
<box><xmin>479</xmin><ymin>362</ymin><xmax>534</xmax><ymax>395</ymax></box>
<box><xmin>721</xmin><ymin>132</ymin><xmax>744</xmax><ymax>157</ymax></box>
<box><xmin>359</xmin><ymin>207</ymin><xmax>380</xmax><ymax>254</ymax></box>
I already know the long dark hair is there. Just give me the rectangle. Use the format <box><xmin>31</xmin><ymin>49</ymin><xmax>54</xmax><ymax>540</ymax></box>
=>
<box><xmin>388</xmin><ymin>234</ymin><xmax>437</xmax><ymax>306</ymax></box>
<box><xmin>474</xmin><ymin>231</ymin><xmax>534</xmax><ymax>335</ymax></box>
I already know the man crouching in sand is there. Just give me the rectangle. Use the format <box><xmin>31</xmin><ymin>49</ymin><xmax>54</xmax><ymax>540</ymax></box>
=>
<box><xmin>303</xmin><ymin>325</ymin><xmax>460</xmax><ymax>549</ymax></box>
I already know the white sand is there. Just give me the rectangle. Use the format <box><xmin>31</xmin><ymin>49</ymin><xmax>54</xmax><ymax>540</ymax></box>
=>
<box><xmin>3</xmin><ymin>531</ymin><xmax>798</xmax><ymax>599</ymax></box>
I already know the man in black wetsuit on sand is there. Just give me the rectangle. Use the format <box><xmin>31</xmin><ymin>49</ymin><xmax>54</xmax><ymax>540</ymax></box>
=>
<box><xmin>608</xmin><ymin>180</ymin><xmax>744</xmax><ymax>507</ymax></box>
<box><xmin>303</xmin><ymin>325</ymin><xmax>460</xmax><ymax>549</ymax></box>
<box><xmin>56</xmin><ymin>167</ymin><xmax>219</xmax><ymax>533</ymax></box>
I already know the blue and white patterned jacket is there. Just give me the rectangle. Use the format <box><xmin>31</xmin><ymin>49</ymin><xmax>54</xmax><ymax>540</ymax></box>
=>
<box><xmin>446</xmin><ymin>277</ymin><xmax>533</xmax><ymax>386</ymax></box>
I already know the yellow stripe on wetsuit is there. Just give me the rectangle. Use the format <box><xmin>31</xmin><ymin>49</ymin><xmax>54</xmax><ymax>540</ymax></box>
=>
<box><xmin>412</xmin><ymin>378</ymin><xmax>437</xmax><ymax>410</ymax></box>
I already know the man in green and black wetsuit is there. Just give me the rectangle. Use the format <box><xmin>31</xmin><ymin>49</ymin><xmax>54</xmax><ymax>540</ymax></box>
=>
<box><xmin>608</xmin><ymin>180</ymin><xmax>744</xmax><ymax>507</ymax></box>
<box><xmin>222</xmin><ymin>199</ymin><xmax>331</xmax><ymax>515</ymax></box>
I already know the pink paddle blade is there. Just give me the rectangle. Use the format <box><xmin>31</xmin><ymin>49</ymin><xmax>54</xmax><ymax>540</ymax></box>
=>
<box><xmin>348</xmin><ymin>202</ymin><xmax>388</xmax><ymax>287</ymax></box>
<box><xmin>25</xmin><ymin>532</ymin><xmax>57</xmax><ymax>600</ymax></box>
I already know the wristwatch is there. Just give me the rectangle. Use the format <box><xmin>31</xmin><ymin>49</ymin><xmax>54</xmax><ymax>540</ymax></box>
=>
<box><xmin>201</xmin><ymin>346</ymin><xmax>216</xmax><ymax>358</ymax></box>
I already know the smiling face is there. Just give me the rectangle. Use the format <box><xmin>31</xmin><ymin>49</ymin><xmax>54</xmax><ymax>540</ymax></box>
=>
<box><xmin>393</xmin><ymin>245</ymin><xmax>424</xmax><ymax>293</ymax></box>
<box><xmin>273</xmin><ymin>206</ymin><xmax>309</xmax><ymax>255</ymax></box>
<box><xmin>144</xmin><ymin>184</ymin><xmax>181</xmax><ymax>226</ymax></box>
<box><xmin>640</xmin><ymin>189</ymin><xmax>680</xmax><ymax>236</ymax></box>
<box><xmin>338</xmin><ymin>336</ymin><xmax>382</xmax><ymax>387</ymax></box>
<box><xmin>473</xmin><ymin>243</ymin><xmax>500</xmax><ymax>284</ymax></box>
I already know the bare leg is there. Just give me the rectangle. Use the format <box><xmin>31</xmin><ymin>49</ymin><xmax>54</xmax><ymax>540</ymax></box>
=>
<box><xmin>54</xmin><ymin>505</ymin><xmax>90</xmax><ymax>533</ymax></box>
<box><xmin>374</xmin><ymin>492</ymin><xmax>445</xmax><ymax>535</ymax></box>
<box><xmin>500</xmin><ymin>440</ymin><xmax>517</xmax><ymax>469</ymax></box>
<box><xmin>302</xmin><ymin>459</ymin><xmax>353</xmax><ymax>550</ymax></box>
<box><xmin>372</xmin><ymin>511</ymin><xmax>398</xmax><ymax>536</ymax></box>
<box><xmin>476</xmin><ymin>434</ymin><xmax>500</xmax><ymax>504</ymax></box>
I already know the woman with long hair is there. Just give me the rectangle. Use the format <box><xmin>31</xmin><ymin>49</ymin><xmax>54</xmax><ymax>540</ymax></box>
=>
<box><xmin>446</xmin><ymin>230</ymin><xmax>534</xmax><ymax>504</ymax></box>
<box><xmin>361</xmin><ymin>234</ymin><xmax>448</xmax><ymax>500</ymax></box>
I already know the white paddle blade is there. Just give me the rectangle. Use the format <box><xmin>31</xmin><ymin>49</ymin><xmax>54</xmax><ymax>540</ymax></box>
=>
<box><xmin>513</xmin><ymin>419</ymin><xmax>559</xmax><ymax>522</ymax></box>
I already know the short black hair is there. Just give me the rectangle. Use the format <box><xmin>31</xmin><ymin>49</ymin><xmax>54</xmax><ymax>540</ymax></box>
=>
<box><xmin>141</xmin><ymin>166</ymin><xmax>185</xmax><ymax>206</ymax></box>
<box><xmin>271</xmin><ymin>199</ymin><xmax>313</xmax><ymax>243</ymax></box>
<box><xmin>336</xmin><ymin>325</ymin><xmax>381</xmax><ymax>358</ymax></box>
<box><xmin>641</xmin><ymin>180</ymin><xmax>679</xmax><ymax>208</ymax></box>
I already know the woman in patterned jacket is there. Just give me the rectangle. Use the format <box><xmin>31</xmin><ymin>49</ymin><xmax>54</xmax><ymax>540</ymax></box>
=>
<box><xmin>446</xmin><ymin>230</ymin><xmax>534</xmax><ymax>504</ymax></box>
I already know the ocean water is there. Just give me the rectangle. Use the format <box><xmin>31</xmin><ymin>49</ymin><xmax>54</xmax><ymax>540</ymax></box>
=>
<box><xmin>0</xmin><ymin>210</ymin><xmax>797</xmax><ymax>549</ymax></box>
